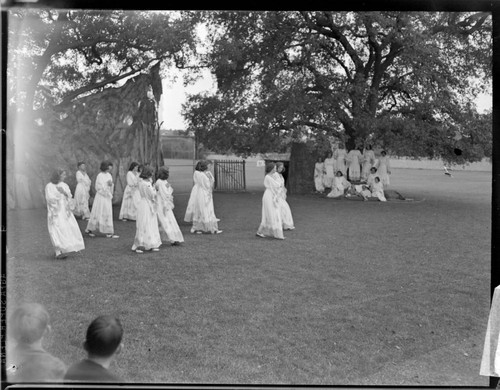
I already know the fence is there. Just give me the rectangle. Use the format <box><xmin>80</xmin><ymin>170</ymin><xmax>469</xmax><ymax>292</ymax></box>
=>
<box><xmin>213</xmin><ymin>160</ymin><xmax>246</xmax><ymax>192</ymax></box>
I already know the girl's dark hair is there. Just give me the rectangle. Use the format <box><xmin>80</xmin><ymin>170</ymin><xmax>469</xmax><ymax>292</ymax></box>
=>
<box><xmin>336</xmin><ymin>170</ymin><xmax>343</xmax><ymax>176</ymax></box>
<box><xmin>77</xmin><ymin>161</ymin><xmax>85</xmax><ymax>168</ymax></box>
<box><xmin>128</xmin><ymin>162</ymin><xmax>139</xmax><ymax>171</ymax></box>
<box><xmin>139</xmin><ymin>166</ymin><xmax>154</xmax><ymax>179</ymax></box>
<box><xmin>375</xmin><ymin>176</ymin><xmax>380</xmax><ymax>181</ymax></box>
<box><xmin>100</xmin><ymin>161</ymin><xmax>112</xmax><ymax>172</ymax></box>
<box><xmin>157</xmin><ymin>166</ymin><xmax>169</xmax><ymax>180</ymax></box>
<box><xmin>381</xmin><ymin>150</ymin><xmax>387</xmax><ymax>156</ymax></box>
<box><xmin>50</xmin><ymin>168</ymin><xmax>65</xmax><ymax>184</ymax></box>
<box><xmin>265</xmin><ymin>162</ymin><xmax>276</xmax><ymax>174</ymax></box>
<box><xmin>195</xmin><ymin>160</ymin><xmax>208</xmax><ymax>172</ymax></box>
<box><xmin>370</xmin><ymin>167</ymin><xmax>377</xmax><ymax>172</ymax></box>
<box><xmin>84</xmin><ymin>315</ymin><xmax>123</xmax><ymax>358</ymax></box>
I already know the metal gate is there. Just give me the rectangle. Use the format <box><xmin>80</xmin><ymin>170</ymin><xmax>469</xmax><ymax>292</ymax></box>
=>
<box><xmin>213</xmin><ymin>160</ymin><xmax>246</xmax><ymax>192</ymax></box>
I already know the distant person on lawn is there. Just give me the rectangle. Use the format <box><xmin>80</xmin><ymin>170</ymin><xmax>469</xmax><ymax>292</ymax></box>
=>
<box><xmin>184</xmin><ymin>160</ymin><xmax>222</xmax><ymax>234</ymax></box>
<box><xmin>85</xmin><ymin>160</ymin><xmax>119</xmax><ymax>238</ymax></box>
<box><xmin>256</xmin><ymin>162</ymin><xmax>285</xmax><ymax>240</ymax></box>
<box><xmin>45</xmin><ymin>168</ymin><xmax>85</xmax><ymax>259</ymax></box>
<box><xmin>64</xmin><ymin>315</ymin><xmax>123</xmax><ymax>382</ymax></box>
<box><xmin>314</xmin><ymin>156</ymin><xmax>325</xmax><ymax>193</ymax></box>
<box><xmin>6</xmin><ymin>303</ymin><xmax>67</xmax><ymax>382</ymax></box>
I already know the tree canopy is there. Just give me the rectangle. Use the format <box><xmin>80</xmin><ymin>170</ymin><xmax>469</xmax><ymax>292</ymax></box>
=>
<box><xmin>183</xmin><ymin>11</ymin><xmax>492</xmax><ymax>163</ymax></box>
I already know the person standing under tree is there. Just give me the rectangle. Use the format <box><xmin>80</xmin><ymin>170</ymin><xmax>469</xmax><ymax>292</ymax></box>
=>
<box><xmin>375</xmin><ymin>150</ymin><xmax>391</xmax><ymax>187</ymax></box>
<box><xmin>314</xmin><ymin>156</ymin><xmax>325</xmax><ymax>193</ymax></box>
<box><xmin>346</xmin><ymin>147</ymin><xmax>362</xmax><ymax>182</ymax></box>
<box><xmin>119</xmin><ymin>162</ymin><xmax>140</xmax><ymax>222</ymax></box>
<box><xmin>256</xmin><ymin>162</ymin><xmax>284</xmax><ymax>240</ymax></box>
<box><xmin>334</xmin><ymin>143</ymin><xmax>348</xmax><ymax>176</ymax></box>
<box><xmin>131</xmin><ymin>166</ymin><xmax>162</xmax><ymax>253</ymax></box>
<box><xmin>361</xmin><ymin>144</ymin><xmax>376</xmax><ymax>180</ymax></box>
<box><xmin>73</xmin><ymin>161</ymin><xmax>91</xmax><ymax>220</ymax></box>
<box><xmin>85</xmin><ymin>161</ymin><xmax>119</xmax><ymax>238</ymax></box>
<box><xmin>323</xmin><ymin>151</ymin><xmax>335</xmax><ymax>189</ymax></box>
<box><xmin>45</xmin><ymin>168</ymin><xmax>85</xmax><ymax>259</ymax></box>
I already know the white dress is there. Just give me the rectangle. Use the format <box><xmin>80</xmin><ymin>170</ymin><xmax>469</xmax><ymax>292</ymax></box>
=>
<box><xmin>184</xmin><ymin>170</ymin><xmax>219</xmax><ymax>233</ymax></box>
<box><xmin>119</xmin><ymin>171</ymin><xmax>140</xmax><ymax>220</ymax></box>
<box><xmin>133</xmin><ymin>179</ymin><xmax>162</xmax><ymax>250</ymax></box>
<box><xmin>45</xmin><ymin>182</ymin><xmax>85</xmax><ymax>254</ymax></box>
<box><xmin>73</xmin><ymin>170</ymin><xmax>91</xmax><ymax>219</ymax></box>
<box><xmin>370</xmin><ymin>181</ymin><xmax>387</xmax><ymax>201</ymax></box>
<box><xmin>334</xmin><ymin>148</ymin><xmax>348</xmax><ymax>175</ymax></box>
<box><xmin>327</xmin><ymin>176</ymin><xmax>350</xmax><ymax>198</ymax></box>
<box><xmin>275</xmin><ymin>172</ymin><xmax>294</xmax><ymax>230</ymax></box>
<box><xmin>323</xmin><ymin>157</ymin><xmax>335</xmax><ymax>188</ymax></box>
<box><xmin>257</xmin><ymin>174</ymin><xmax>284</xmax><ymax>239</ymax></box>
<box><xmin>361</xmin><ymin>149</ymin><xmax>376</xmax><ymax>180</ymax></box>
<box><xmin>314</xmin><ymin>162</ymin><xmax>325</xmax><ymax>192</ymax></box>
<box><xmin>376</xmin><ymin>156</ymin><xmax>391</xmax><ymax>186</ymax></box>
<box><xmin>86</xmin><ymin>172</ymin><xmax>114</xmax><ymax>234</ymax></box>
<box><xmin>346</xmin><ymin>150</ymin><xmax>362</xmax><ymax>181</ymax></box>
<box><xmin>156</xmin><ymin>179</ymin><xmax>184</xmax><ymax>244</ymax></box>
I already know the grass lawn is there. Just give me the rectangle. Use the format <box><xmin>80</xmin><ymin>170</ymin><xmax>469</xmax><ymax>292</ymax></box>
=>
<box><xmin>5</xmin><ymin>168</ymin><xmax>492</xmax><ymax>385</ymax></box>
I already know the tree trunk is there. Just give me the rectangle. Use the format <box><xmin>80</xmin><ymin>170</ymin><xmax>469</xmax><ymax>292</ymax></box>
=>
<box><xmin>288</xmin><ymin>141</ymin><xmax>318</xmax><ymax>195</ymax></box>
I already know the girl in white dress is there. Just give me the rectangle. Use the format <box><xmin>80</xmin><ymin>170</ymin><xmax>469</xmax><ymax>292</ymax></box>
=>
<box><xmin>366</xmin><ymin>167</ymin><xmax>378</xmax><ymax>188</ymax></box>
<box><xmin>73</xmin><ymin>161</ymin><xmax>91</xmax><ymax>220</ymax></box>
<box><xmin>256</xmin><ymin>163</ymin><xmax>284</xmax><ymax>240</ymax></box>
<box><xmin>327</xmin><ymin>171</ymin><xmax>350</xmax><ymax>198</ymax></box>
<box><xmin>184</xmin><ymin>160</ymin><xmax>222</xmax><ymax>234</ymax></box>
<box><xmin>361</xmin><ymin>145</ymin><xmax>376</xmax><ymax>180</ymax></box>
<box><xmin>85</xmin><ymin>161</ymin><xmax>119</xmax><ymax>238</ymax></box>
<box><xmin>45</xmin><ymin>168</ymin><xmax>85</xmax><ymax>259</ymax></box>
<box><xmin>346</xmin><ymin>148</ymin><xmax>362</xmax><ymax>181</ymax></box>
<box><xmin>334</xmin><ymin>144</ymin><xmax>348</xmax><ymax>176</ymax></box>
<box><xmin>375</xmin><ymin>150</ymin><xmax>391</xmax><ymax>187</ymax></box>
<box><xmin>119</xmin><ymin>162</ymin><xmax>140</xmax><ymax>221</ymax></box>
<box><xmin>132</xmin><ymin>166</ymin><xmax>162</xmax><ymax>253</ymax></box>
<box><xmin>370</xmin><ymin>176</ymin><xmax>387</xmax><ymax>202</ymax></box>
<box><xmin>155</xmin><ymin>167</ymin><xmax>184</xmax><ymax>246</ymax></box>
<box><xmin>314</xmin><ymin>157</ymin><xmax>325</xmax><ymax>193</ymax></box>
<box><xmin>276</xmin><ymin>162</ymin><xmax>294</xmax><ymax>231</ymax></box>
<box><xmin>323</xmin><ymin>151</ymin><xmax>335</xmax><ymax>189</ymax></box>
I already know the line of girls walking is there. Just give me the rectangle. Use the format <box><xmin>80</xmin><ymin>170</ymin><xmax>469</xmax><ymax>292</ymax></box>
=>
<box><xmin>44</xmin><ymin>159</ymin><xmax>221</xmax><ymax>259</ymax></box>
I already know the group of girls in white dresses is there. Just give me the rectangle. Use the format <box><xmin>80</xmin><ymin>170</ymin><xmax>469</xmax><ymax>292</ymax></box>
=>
<box><xmin>256</xmin><ymin>161</ymin><xmax>295</xmax><ymax>240</ymax></box>
<box><xmin>45</xmin><ymin>159</ymin><xmax>186</xmax><ymax>259</ymax></box>
<box><xmin>314</xmin><ymin>145</ymin><xmax>390</xmax><ymax>193</ymax></box>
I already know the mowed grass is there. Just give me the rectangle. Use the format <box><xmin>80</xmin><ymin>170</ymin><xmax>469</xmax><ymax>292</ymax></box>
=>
<box><xmin>6</xmin><ymin>168</ymin><xmax>492</xmax><ymax>385</ymax></box>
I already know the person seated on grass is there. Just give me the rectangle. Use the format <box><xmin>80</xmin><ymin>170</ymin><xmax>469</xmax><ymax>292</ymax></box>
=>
<box><xmin>346</xmin><ymin>183</ymin><xmax>372</xmax><ymax>201</ymax></box>
<box><xmin>64</xmin><ymin>315</ymin><xmax>124</xmax><ymax>382</ymax></box>
<box><xmin>327</xmin><ymin>170</ymin><xmax>350</xmax><ymax>198</ymax></box>
<box><xmin>7</xmin><ymin>303</ymin><xmax>67</xmax><ymax>382</ymax></box>
<box><xmin>370</xmin><ymin>176</ymin><xmax>387</xmax><ymax>202</ymax></box>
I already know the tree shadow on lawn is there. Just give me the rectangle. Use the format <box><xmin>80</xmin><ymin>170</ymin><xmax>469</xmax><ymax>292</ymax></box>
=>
<box><xmin>5</xmin><ymin>170</ymin><xmax>491</xmax><ymax>385</ymax></box>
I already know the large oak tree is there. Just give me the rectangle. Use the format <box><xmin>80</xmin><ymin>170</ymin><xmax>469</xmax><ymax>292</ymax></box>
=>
<box><xmin>184</xmin><ymin>11</ymin><xmax>491</xmax><ymax>164</ymax></box>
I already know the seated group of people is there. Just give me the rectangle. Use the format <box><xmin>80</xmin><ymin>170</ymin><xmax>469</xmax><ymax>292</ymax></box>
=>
<box><xmin>326</xmin><ymin>167</ymin><xmax>387</xmax><ymax>202</ymax></box>
<box><xmin>7</xmin><ymin>303</ymin><xmax>123</xmax><ymax>383</ymax></box>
